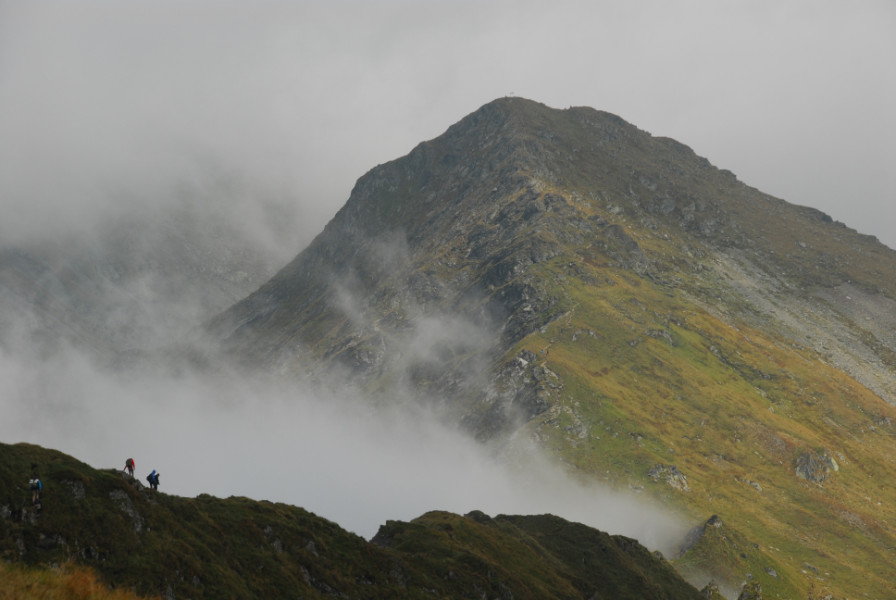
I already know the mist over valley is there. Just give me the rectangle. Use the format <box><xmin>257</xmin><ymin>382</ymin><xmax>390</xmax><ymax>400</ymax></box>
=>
<box><xmin>0</xmin><ymin>109</ymin><xmax>686</xmax><ymax>552</ymax></box>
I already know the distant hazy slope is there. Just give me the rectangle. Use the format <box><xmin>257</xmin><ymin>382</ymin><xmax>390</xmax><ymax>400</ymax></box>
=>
<box><xmin>0</xmin><ymin>196</ymin><xmax>284</xmax><ymax>362</ymax></box>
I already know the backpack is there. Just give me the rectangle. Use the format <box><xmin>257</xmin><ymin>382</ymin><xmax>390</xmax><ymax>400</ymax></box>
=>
<box><xmin>29</xmin><ymin>478</ymin><xmax>40</xmax><ymax>491</ymax></box>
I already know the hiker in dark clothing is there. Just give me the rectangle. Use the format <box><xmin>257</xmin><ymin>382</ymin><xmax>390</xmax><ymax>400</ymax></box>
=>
<box><xmin>146</xmin><ymin>470</ymin><xmax>159</xmax><ymax>490</ymax></box>
<box><xmin>29</xmin><ymin>476</ymin><xmax>42</xmax><ymax>506</ymax></box>
<box><xmin>123</xmin><ymin>457</ymin><xmax>135</xmax><ymax>477</ymax></box>
<box><xmin>29</xmin><ymin>464</ymin><xmax>42</xmax><ymax>513</ymax></box>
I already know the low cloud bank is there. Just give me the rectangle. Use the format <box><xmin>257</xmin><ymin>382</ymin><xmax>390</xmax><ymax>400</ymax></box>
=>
<box><xmin>0</xmin><ymin>341</ymin><xmax>688</xmax><ymax>554</ymax></box>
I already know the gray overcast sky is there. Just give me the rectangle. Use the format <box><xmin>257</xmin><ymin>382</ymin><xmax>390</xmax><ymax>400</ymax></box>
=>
<box><xmin>1</xmin><ymin>0</ymin><xmax>894</xmax><ymax>250</ymax></box>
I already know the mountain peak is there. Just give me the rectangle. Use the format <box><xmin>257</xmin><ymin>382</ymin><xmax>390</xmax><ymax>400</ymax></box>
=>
<box><xmin>208</xmin><ymin>97</ymin><xmax>896</xmax><ymax>599</ymax></box>
<box><xmin>211</xmin><ymin>98</ymin><xmax>896</xmax><ymax>395</ymax></box>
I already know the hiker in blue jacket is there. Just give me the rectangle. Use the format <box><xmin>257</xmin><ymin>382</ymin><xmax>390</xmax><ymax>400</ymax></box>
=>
<box><xmin>146</xmin><ymin>469</ymin><xmax>159</xmax><ymax>490</ymax></box>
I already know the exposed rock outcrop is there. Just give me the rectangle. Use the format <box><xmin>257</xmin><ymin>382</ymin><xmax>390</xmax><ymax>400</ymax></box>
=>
<box><xmin>649</xmin><ymin>464</ymin><xmax>690</xmax><ymax>492</ymax></box>
<box><xmin>794</xmin><ymin>449</ymin><xmax>839</xmax><ymax>483</ymax></box>
<box><xmin>737</xmin><ymin>581</ymin><xmax>762</xmax><ymax>600</ymax></box>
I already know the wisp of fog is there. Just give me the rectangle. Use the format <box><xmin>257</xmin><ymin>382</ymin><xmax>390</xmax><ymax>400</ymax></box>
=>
<box><xmin>0</xmin><ymin>330</ymin><xmax>688</xmax><ymax>554</ymax></box>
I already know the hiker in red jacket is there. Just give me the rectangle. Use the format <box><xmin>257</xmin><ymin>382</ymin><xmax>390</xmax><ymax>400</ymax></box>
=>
<box><xmin>123</xmin><ymin>457</ymin><xmax>135</xmax><ymax>477</ymax></box>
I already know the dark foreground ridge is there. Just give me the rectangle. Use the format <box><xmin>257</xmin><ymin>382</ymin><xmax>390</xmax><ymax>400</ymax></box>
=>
<box><xmin>0</xmin><ymin>441</ymin><xmax>705</xmax><ymax>599</ymax></box>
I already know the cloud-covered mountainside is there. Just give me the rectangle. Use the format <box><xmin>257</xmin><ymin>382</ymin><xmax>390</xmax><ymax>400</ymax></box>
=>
<box><xmin>210</xmin><ymin>98</ymin><xmax>896</xmax><ymax>599</ymax></box>
<box><xmin>0</xmin><ymin>173</ymin><xmax>298</xmax><ymax>361</ymax></box>
<box><xmin>2</xmin><ymin>97</ymin><xmax>895</xmax><ymax>599</ymax></box>
<box><xmin>1</xmin><ymin>441</ymin><xmax>706</xmax><ymax>600</ymax></box>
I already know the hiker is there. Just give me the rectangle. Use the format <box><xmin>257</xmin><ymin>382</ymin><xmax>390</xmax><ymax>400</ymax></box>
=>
<box><xmin>146</xmin><ymin>470</ymin><xmax>159</xmax><ymax>491</ymax></box>
<box><xmin>29</xmin><ymin>474</ymin><xmax>42</xmax><ymax>510</ymax></box>
<box><xmin>123</xmin><ymin>457</ymin><xmax>135</xmax><ymax>477</ymax></box>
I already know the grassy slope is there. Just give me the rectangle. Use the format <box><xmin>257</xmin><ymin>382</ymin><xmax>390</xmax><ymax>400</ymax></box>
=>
<box><xmin>450</xmin><ymin>101</ymin><xmax>896</xmax><ymax>598</ymax></box>
<box><xmin>0</xmin><ymin>442</ymin><xmax>705</xmax><ymax>600</ymax></box>
<box><xmin>375</xmin><ymin>511</ymin><xmax>704</xmax><ymax>600</ymax></box>
<box><xmin>0</xmin><ymin>562</ymin><xmax>157</xmax><ymax>600</ymax></box>
<box><xmin>500</xmin><ymin>198</ymin><xmax>896</xmax><ymax>598</ymax></box>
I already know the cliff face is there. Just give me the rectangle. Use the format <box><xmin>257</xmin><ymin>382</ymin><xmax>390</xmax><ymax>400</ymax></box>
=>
<box><xmin>208</xmin><ymin>97</ymin><xmax>896</xmax><ymax>599</ymax></box>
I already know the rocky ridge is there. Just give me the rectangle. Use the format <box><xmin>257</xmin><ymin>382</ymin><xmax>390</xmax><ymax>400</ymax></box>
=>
<box><xmin>1</xmin><ymin>441</ymin><xmax>707</xmax><ymax>600</ymax></box>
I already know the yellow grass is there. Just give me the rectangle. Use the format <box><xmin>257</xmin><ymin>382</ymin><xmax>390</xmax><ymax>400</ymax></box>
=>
<box><xmin>0</xmin><ymin>562</ymin><xmax>156</xmax><ymax>600</ymax></box>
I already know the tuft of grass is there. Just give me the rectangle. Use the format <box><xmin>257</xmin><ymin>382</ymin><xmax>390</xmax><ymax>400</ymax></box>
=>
<box><xmin>0</xmin><ymin>561</ymin><xmax>157</xmax><ymax>600</ymax></box>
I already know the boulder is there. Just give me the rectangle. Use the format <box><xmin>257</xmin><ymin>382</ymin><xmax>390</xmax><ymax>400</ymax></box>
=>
<box><xmin>794</xmin><ymin>450</ymin><xmax>838</xmax><ymax>483</ymax></box>
<box><xmin>648</xmin><ymin>464</ymin><xmax>690</xmax><ymax>492</ymax></box>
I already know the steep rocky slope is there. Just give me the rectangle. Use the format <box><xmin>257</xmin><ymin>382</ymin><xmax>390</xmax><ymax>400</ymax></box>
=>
<box><xmin>210</xmin><ymin>97</ymin><xmax>896</xmax><ymax>599</ymax></box>
<box><xmin>212</xmin><ymin>97</ymin><xmax>896</xmax><ymax>405</ymax></box>
<box><xmin>1</xmin><ymin>442</ymin><xmax>704</xmax><ymax>600</ymax></box>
